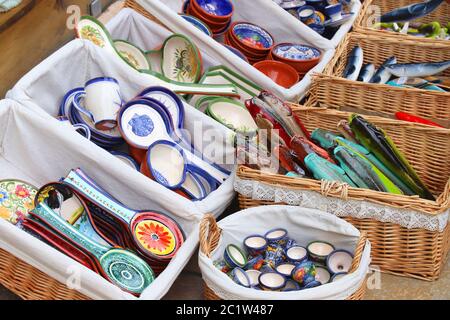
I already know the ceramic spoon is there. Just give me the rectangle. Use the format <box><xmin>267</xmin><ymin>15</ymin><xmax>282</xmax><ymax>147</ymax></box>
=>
<box><xmin>62</xmin><ymin>169</ymin><xmax>185</xmax><ymax>262</ymax></box>
<box><xmin>118</xmin><ymin>98</ymin><xmax>229</xmax><ymax>183</ymax></box>
<box><xmin>31</xmin><ymin>202</ymin><xmax>155</xmax><ymax>295</ymax></box>
<box><xmin>114</xmin><ymin>40</ymin><xmax>151</xmax><ymax>71</ymax></box>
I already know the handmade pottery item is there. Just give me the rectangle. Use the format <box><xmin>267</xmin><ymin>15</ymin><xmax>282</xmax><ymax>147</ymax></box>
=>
<box><xmin>110</xmin><ymin>151</ymin><xmax>140</xmax><ymax>171</ymax></box>
<box><xmin>282</xmin><ymin>279</ymin><xmax>301</xmax><ymax>291</ymax></box>
<box><xmin>307</xmin><ymin>241</ymin><xmax>335</xmax><ymax>264</ymax></box>
<box><xmin>0</xmin><ymin>179</ymin><xmax>37</xmax><ymax>225</ymax></box>
<box><xmin>244</xmin><ymin>235</ymin><xmax>268</xmax><ymax>256</ymax></box>
<box><xmin>253</xmin><ymin>60</ymin><xmax>300</xmax><ymax>89</ymax></box>
<box><xmin>72</xmin><ymin>77</ymin><xmax>123</xmax><ymax>131</ymax></box>
<box><xmin>264</xmin><ymin>228</ymin><xmax>288</xmax><ymax>246</ymax></box>
<box><xmin>192</xmin><ymin>0</ymin><xmax>234</xmax><ymax>22</ymax></box>
<box><xmin>245</xmin><ymin>255</ymin><xmax>265</xmax><ymax>270</ymax></box>
<box><xmin>315</xmin><ymin>265</ymin><xmax>331</xmax><ymax>284</ymax></box>
<box><xmin>230</xmin><ymin>22</ymin><xmax>274</xmax><ymax>53</ymax></box>
<box><xmin>323</xmin><ymin>13</ymin><xmax>353</xmax><ymax>28</ymax></box>
<box><xmin>285</xmin><ymin>245</ymin><xmax>308</xmax><ymax>264</ymax></box>
<box><xmin>114</xmin><ymin>40</ymin><xmax>151</xmax><ymax>71</ymax></box>
<box><xmin>76</xmin><ymin>16</ymin><xmax>116</xmax><ymax>54</ymax></box>
<box><xmin>188</xmin><ymin>3</ymin><xmax>231</xmax><ymax>31</ymax></box>
<box><xmin>271</xmin><ymin>43</ymin><xmax>322</xmax><ymax>73</ymax></box>
<box><xmin>245</xmin><ymin>269</ymin><xmax>262</xmax><ymax>287</ymax></box>
<box><xmin>324</xmin><ymin>3</ymin><xmax>342</xmax><ymax>20</ymax></box>
<box><xmin>297</xmin><ymin>5</ymin><xmax>316</xmax><ymax>22</ymax></box>
<box><xmin>291</xmin><ymin>261</ymin><xmax>316</xmax><ymax>286</ymax></box>
<box><xmin>280</xmin><ymin>0</ymin><xmax>306</xmax><ymax>10</ymax></box>
<box><xmin>231</xmin><ymin>267</ymin><xmax>251</xmax><ymax>287</ymax></box>
<box><xmin>180</xmin><ymin>14</ymin><xmax>213</xmax><ymax>36</ymax></box>
<box><xmin>330</xmin><ymin>272</ymin><xmax>348</xmax><ymax>282</ymax></box>
<box><xmin>326</xmin><ymin>249</ymin><xmax>354</xmax><ymax>274</ymax></box>
<box><xmin>258</xmin><ymin>271</ymin><xmax>286</xmax><ymax>291</ymax></box>
<box><xmin>303</xmin><ymin>280</ymin><xmax>322</xmax><ymax>288</ymax></box>
<box><xmin>179</xmin><ymin>167</ymin><xmax>208</xmax><ymax>201</ymax></box>
<box><xmin>275</xmin><ymin>262</ymin><xmax>296</xmax><ymax>277</ymax></box>
<box><xmin>265</xmin><ymin>245</ymin><xmax>287</xmax><ymax>268</ymax></box>
<box><xmin>161</xmin><ymin>34</ymin><xmax>202</xmax><ymax>84</ymax></box>
<box><xmin>206</xmin><ymin>98</ymin><xmax>258</xmax><ymax>134</ymax></box>
<box><xmin>224</xmin><ymin>244</ymin><xmax>248</xmax><ymax>268</ymax></box>
<box><xmin>30</xmin><ymin>202</ymin><xmax>155</xmax><ymax>295</ymax></box>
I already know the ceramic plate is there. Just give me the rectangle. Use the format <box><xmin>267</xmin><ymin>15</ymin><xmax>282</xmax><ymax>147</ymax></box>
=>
<box><xmin>114</xmin><ymin>40</ymin><xmax>151</xmax><ymax>71</ymax></box>
<box><xmin>232</xmin><ymin>23</ymin><xmax>274</xmax><ymax>50</ymax></box>
<box><xmin>76</xmin><ymin>16</ymin><xmax>115</xmax><ymax>53</ymax></box>
<box><xmin>273</xmin><ymin>43</ymin><xmax>321</xmax><ymax>61</ymax></box>
<box><xmin>323</xmin><ymin>12</ymin><xmax>354</xmax><ymax>28</ymax></box>
<box><xmin>0</xmin><ymin>179</ymin><xmax>38</xmax><ymax>225</ymax></box>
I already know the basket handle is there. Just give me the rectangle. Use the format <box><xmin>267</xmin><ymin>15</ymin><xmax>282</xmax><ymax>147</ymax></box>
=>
<box><xmin>349</xmin><ymin>232</ymin><xmax>367</xmax><ymax>274</ymax></box>
<box><xmin>199</xmin><ymin>214</ymin><xmax>222</xmax><ymax>258</ymax></box>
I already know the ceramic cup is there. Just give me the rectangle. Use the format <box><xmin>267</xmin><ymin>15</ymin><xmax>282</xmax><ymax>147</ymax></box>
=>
<box><xmin>324</xmin><ymin>3</ymin><xmax>342</xmax><ymax>21</ymax></box>
<box><xmin>286</xmin><ymin>245</ymin><xmax>308</xmax><ymax>264</ymax></box>
<box><xmin>326</xmin><ymin>249</ymin><xmax>353</xmax><ymax>274</ymax></box>
<box><xmin>244</xmin><ymin>235</ymin><xmax>268</xmax><ymax>257</ymax></box>
<box><xmin>264</xmin><ymin>244</ymin><xmax>286</xmax><ymax>268</ymax></box>
<box><xmin>245</xmin><ymin>269</ymin><xmax>262</xmax><ymax>287</ymax></box>
<box><xmin>275</xmin><ymin>262</ymin><xmax>296</xmax><ymax>277</ymax></box>
<box><xmin>245</xmin><ymin>255</ymin><xmax>265</xmax><ymax>270</ymax></box>
<box><xmin>264</xmin><ymin>228</ymin><xmax>288</xmax><ymax>247</ymax></box>
<box><xmin>231</xmin><ymin>267</ymin><xmax>251</xmax><ymax>287</ymax></box>
<box><xmin>307</xmin><ymin>241</ymin><xmax>335</xmax><ymax>264</ymax></box>
<box><xmin>297</xmin><ymin>5</ymin><xmax>315</xmax><ymax>23</ymax></box>
<box><xmin>315</xmin><ymin>265</ymin><xmax>331</xmax><ymax>284</ymax></box>
<box><xmin>258</xmin><ymin>271</ymin><xmax>287</xmax><ymax>291</ymax></box>
<box><xmin>73</xmin><ymin>77</ymin><xmax>122</xmax><ymax>130</ymax></box>
<box><xmin>224</xmin><ymin>244</ymin><xmax>248</xmax><ymax>268</ymax></box>
<box><xmin>291</xmin><ymin>261</ymin><xmax>317</xmax><ymax>286</ymax></box>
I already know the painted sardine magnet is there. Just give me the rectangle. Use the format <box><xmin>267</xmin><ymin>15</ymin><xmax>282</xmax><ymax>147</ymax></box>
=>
<box><xmin>343</xmin><ymin>46</ymin><xmax>364</xmax><ymax>81</ymax></box>
<box><xmin>386</xmin><ymin>60</ymin><xmax>450</xmax><ymax>78</ymax></box>
<box><xmin>357</xmin><ymin>63</ymin><xmax>376</xmax><ymax>82</ymax></box>
<box><xmin>380</xmin><ymin>0</ymin><xmax>444</xmax><ymax>23</ymax></box>
<box><xmin>370</xmin><ymin>56</ymin><xmax>397</xmax><ymax>84</ymax></box>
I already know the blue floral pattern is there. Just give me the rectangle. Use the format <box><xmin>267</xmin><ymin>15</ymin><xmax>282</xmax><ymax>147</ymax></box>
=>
<box><xmin>0</xmin><ymin>190</ymin><xmax>8</xmax><ymax>204</ymax></box>
<box><xmin>128</xmin><ymin>114</ymin><xmax>154</xmax><ymax>137</ymax></box>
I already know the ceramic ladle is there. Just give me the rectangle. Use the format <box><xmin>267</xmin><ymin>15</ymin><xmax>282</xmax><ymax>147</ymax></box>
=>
<box><xmin>30</xmin><ymin>202</ymin><xmax>155</xmax><ymax>295</ymax></box>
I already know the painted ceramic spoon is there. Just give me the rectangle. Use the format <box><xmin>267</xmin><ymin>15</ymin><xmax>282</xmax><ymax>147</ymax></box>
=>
<box><xmin>62</xmin><ymin>169</ymin><xmax>185</xmax><ymax>261</ymax></box>
<box><xmin>349</xmin><ymin>114</ymin><xmax>435</xmax><ymax>200</ymax></box>
<box><xmin>30</xmin><ymin>202</ymin><xmax>155</xmax><ymax>295</ymax></box>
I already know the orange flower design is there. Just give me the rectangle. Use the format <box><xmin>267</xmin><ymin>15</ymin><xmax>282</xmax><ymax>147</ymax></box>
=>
<box><xmin>15</xmin><ymin>185</ymin><xmax>30</xmax><ymax>198</ymax></box>
<box><xmin>137</xmin><ymin>222</ymin><xmax>173</xmax><ymax>252</ymax></box>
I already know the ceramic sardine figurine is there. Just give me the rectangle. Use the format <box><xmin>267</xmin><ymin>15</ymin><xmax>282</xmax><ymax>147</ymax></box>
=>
<box><xmin>304</xmin><ymin>153</ymin><xmax>357</xmax><ymax>187</ymax></box>
<box><xmin>349</xmin><ymin>114</ymin><xmax>435</xmax><ymax>200</ymax></box>
<box><xmin>386</xmin><ymin>60</ymin><xmax>450</xmax><ymax>78</ymax></box>
<box><xmin>370</xmin><ymin>56</ymin><xmax>397</xmax><ymax>84</ymax></box>
<box><xmin>380</xmin><ymin>0</ymin><xmax>445</xmax><ymax>23</ymax></box>
<box><xmin>337</xmin><ymin>120</ymin><xmax>357</xmax><ymax>143</ymax></box>
<box><xmin>357</xmin><ymin>63</ymin><xmax>376</xmax><ymax>82</ymax></box>
<box><xmin>290</xmin><ymin>135</ymin><xmax>335</xmax><ymax>166</ymax></box>
<box><xmin>274</xmin><ymin>145</ymin><xmax>307</xmax><ymax>176</ymax></box>
<box><xmin>343</xmin><ymin>46</ymin><xmax>364</xmax><ymax>81</ymax></box>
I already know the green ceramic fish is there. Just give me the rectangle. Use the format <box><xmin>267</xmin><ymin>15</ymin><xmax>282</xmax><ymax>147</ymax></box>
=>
<box><xmin>349</xmin><ymin>114</ymin><xmax>435</xmax><ymax>200</ymax></box>
<box><xmin>304</xmin><ymin>153</ymin><xmax>357</xmax><ymax>187</ymax></box>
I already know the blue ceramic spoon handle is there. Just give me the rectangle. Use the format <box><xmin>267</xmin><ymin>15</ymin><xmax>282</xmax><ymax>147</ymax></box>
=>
<box><xmin>32</xmin><ymin>203</ymin><xmax>110</xmax><ymax>260</ymax></box>
<box><xmin>62</xmin><ymin>170</ymin><xmax>136</xmax><ymax>224</ymax></box>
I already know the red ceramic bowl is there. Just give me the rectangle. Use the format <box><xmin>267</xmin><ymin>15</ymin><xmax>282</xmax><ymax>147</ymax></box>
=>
<box><xmin>191</xmin><ymin>0</ymin><xmax>234</xmax><ymax>24</ymax></box>
<box><xmin>188</xmin><ymin>4</ymin><xmax>231</xmax><ymax>31</ymax></box>
<box><xmin>271</xmin><ymin>43</ymin><xmax>322</xmax><ymax>74</ymax></box>
<box><xmin>225</xmin><ymin>31</ymin><xmax>269</xmax><ymax>60</ymax></box>
<box><xmin>229</xmin><ymin>22</ymin><xmax>273</xmax><ymax>55</ymax></box>
<box><xmin>253</xmin><ymin>60</ymin><xmax>300</xmax><ymax>89</ymax></box>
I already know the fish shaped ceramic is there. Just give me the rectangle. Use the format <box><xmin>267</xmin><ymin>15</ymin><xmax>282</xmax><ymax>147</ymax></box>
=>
<box><xmin>369</xmin><ymin>56</ymin><xmax>397</xmax><ymax>84</ymax></box>
<box><xmin>349</xmin><ymin>114</ymin><xmax>435</xmax><ymax>200</ymax></box>
<box><xmin>337</xmin><ymin>120</ymin><xmax>357</xmax><ymax>143</ymax></box>
<box><xmin>274</xmin><ymin>145</ymin><xmax>307</xmax><ymax>176</ymax></box>
<box><xmin>304</xmin><ymin>153</ymin><xmax>357</xmax><ymax>187</ymax></box>
<box><xmin>290</xmin><ymin>135</ymin><xmax>335</xmax><ymax>166</ymax></box>
<box><xmin>380</xmin><ymin>0</ymin><xmax>445</xmax><ymax>23</ymax></box>
<box><xmin>357</xmin><ymin>63</ymin><xmax>376</xmax><ymax>82</ymax></box>
<box><xmin>343</xmin><ymin>46</ymin><xmax>364</xmax><ymax>81</ymax></box>
<box><xmin>386</xmin><ymin>60</ymin><xmax>450</xmax><ymax>78</ymax></box>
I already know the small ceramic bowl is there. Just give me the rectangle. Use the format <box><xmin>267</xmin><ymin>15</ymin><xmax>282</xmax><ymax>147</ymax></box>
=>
<box><xmin>297</xmin><ymin>5</ymin><xmax>315</xmax><ymax>22</ymax></box>
<box><xmin>303</xmin><ymin>280</ymin><xmax>322</xmax><ymax>289</ymax></box>
<box><xmin>230</xmin><ymin>22</ymin><xmax>274</xmax><ymax>53</ymax></box>
<box><xmin>245</xmin><ymin>269</ymin><xmax>262</xmax><ymax>287</ymax></box>
<box><xmin>244</xmin><ymin>235</ymin><xmax>268</xmax><ymax>257</ymax></box>
<box><xmin>258</xmin><ymin>272</ymin><xmax>287</xmax><ymax>291</ymax></box>
<box><xmin>253</xmin><ymin>60</ymin><xmax>300</xmax><ymax>89</ymax></box>
<box><xmin>324</xmin><ymin>3</ymin><xmax>342</xmax><ymax>20</ymax></box>
<box><xmin>224</xmin><ymin>244</ymin><xmax>248</xmax><ymax>268</ymax></box>
<box><xmin>271</xmin><ymin>43</ymin><xmax>322</xmax><ymax>73</ymax></box>
<box><xmin>192</xmin><ymin>0</ymin><xmax>234</xmax><ymax>23</ymax></box>
<box><xmin>326</xmin><ymin>249</ymin><xmax>354</xmax><ymax>274</ymax></box>
<box><xmin>188</xmin><ymin>4</ymin><xmax>231</xmax><ymax>31</ymax></box>
<box><xmin>225</xmin><ymin>33</ymin><xmax>268</xmax><ymax>60</ymax></box>
<box><xmin>264</xmin><ymin>228</ymin><xmax>288</xmax><ymax>246</ymax></box>
<box><xmin>231</xmin><ymin>267</ymin><xmax>251</xmax><ymax>287</ymax></box>
<box><xmin>330</xmin><ymin>272</ymin><xmax>348</xmax><ymax>282</ymax></box>
<box><xmin>275</xmin><ymin>262</ymin><xmax>296</xmax><ymax>277</ymax></box>
<box><xmin>291</xmin><ymin>261</ymin><xmax>317</xmax><ymax>286</ymax></box>
<box><xmin>285</xmin><ymin>245</ymin><xmax>308</xmax><ymax>264</ymax></box>
<box><xmin>245</xmin><ymin>255</ymin><xmax>265</xmax><ymax>270</ymax></box>
<box><xmin>315</xmin><ymin>265</ymin><xmax>331</xmax><ymax>284</ymax></box>
<box><xmin>180</xmin><ymin>14</ymin><xmax>213</xmax><ymax>36</ymax></box>
<box><xmin>282</xmin><ymin>279</ymin><xmax>301</xmax><ymax>291</ymax></box>
<box><xmin>307</xmin><ymin>241</ymin><xmax>335</xmax><ymax>264</ymax></box>
<box><xmin>280</xmin><ymin>0</ymin><xmax>306</xmax><ymax>10</ymax></box>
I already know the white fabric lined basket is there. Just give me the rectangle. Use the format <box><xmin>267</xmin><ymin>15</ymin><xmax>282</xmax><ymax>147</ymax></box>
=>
<box><xmin>199</xmin><ymin>205</ymin><xmax>371</xmax><ymax>300</ymax></box>
<box><xmin>131</xmin><ymin>0</ymin><xmax>337</xmax><ymax>102</ymax></box>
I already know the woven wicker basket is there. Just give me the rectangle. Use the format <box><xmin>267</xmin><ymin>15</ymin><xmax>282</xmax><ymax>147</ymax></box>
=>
<box><xmin>354</xmin><ymin>0</ymin><xmax>450</xmax><ymax>45</ymax></box>
<box><xmin>199</xmin><ymin>214</ymin><xmax>368</xmax><ymax>300</ymax></box>
<box><xmin>236</xmin><ymin>106</ymin><xmax>450</xmax><ymax>281</ymax></box>
<box><xmin>305</xmin><ymin>33</ymin><xmax>450</xmax><ymax>124</ymax></box>
<box><xmin>124</xmin><ymin>0</ymin><xmax>167</xmax><ymax>26</ymax></box>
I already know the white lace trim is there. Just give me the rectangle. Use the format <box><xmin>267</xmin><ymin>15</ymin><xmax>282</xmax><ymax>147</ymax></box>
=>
<box><xmin>234</xmin><ymin>177</ymin><xmax>449</xmax><ymax>232</ymax></box>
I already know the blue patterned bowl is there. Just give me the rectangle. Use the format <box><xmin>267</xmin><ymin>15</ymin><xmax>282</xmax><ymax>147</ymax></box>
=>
<box><xmin>326</xmin><ymin>249</ymin><xmax>353</xmax><ymax>274</ymax></box>
<box><xmin>244</xmin><ymin>234</ymin><xmax>268</xmax><ymax>257</ymax></box>
<box><xmin>285</xmin><ymin>245</ymin><xmax>308</xmax><ymax>264</ymax></box>
<box><xmin>315</xmin><ymin>265</ymin><xmax>331</xmax><ymax>284</ymax></box>
<box><xmin>180</xmin><ymin>14</ymin><xmax>213</xmax><ymax>36</ymax></box>
<box><xmin>297</xmin><ymin>5</ymin><xmax>315</xmax><ymax>22</ymax></box>
<box><xmin>307</xmin><ymin>241</ymin><xmax>335</xmax><ymax>264</ymax></box>
<box><xmin>258</xmin><ymin>272</ymin><xmax>287</xmax><ymax>291</ymax></box>
<box><xmin>275</xmin><ymin>262</ymin><xmax>296</xmax><ymax>277</ymax></box>
<box><xmin>193</xmin><ymin>0</ymin><xmax>234</xmax><ymax>20</ymax></box>
<box><xmin>272</xmin><ymin>43</ymin><xmax>321</xmax><ymax>62</ymax></box>
<box><xmin>231</xmin><ymin>267</ymin><xmax>251</xmax><ymax>287</ymax></box>
<box><xmin>231</xmin><ymin>22</ymin><xmax>274</xmax><ymax>51</ymax></box>
<box><xmin>264</xmin><ymin>228</ymin><xmax>288</xmax><ymax>246</ymax></box>
<box><xmin>224</xmin><ymin>244</ymin><xmax>247</xmax><ymax>268</ymax></box>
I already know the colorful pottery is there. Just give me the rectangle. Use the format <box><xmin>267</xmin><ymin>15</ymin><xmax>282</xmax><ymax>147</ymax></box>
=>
<box><xmin>245</xmin><ymin>269</ymin><xmax>261</xmax><ymax>287</ymax></box>
<box><xmin>297</xmin><ymin>5</ymin><xmax>315</xmax><ymax>22</ymax></box>
<box><xmin>307</xmin><ymin>241</ymin><xmax>335</xmax><ymax>264</ymax></box>
<box><xmin>326</xmin><ymin>249</ymin><xmax>354</xmax><ymax>274</ymax></box>
<box><xmin>192</xmin><ymin>0</ymin><xmax>234</xmax><ymax>21</ymax></box>
<box><xmin>114</xmin><ymin>40</ymin><xmax>151</xmax><ymax>71</ymax></box>
<box><xmin>271</xmin><ymin>43</ymin><xmax>322</xmax><ymax>73</ymax></box>
<box><xmin>0</xmin><ymin>179</ymin><xmax>37</xmax><ymax>225</ymax></box>
<box><xmin>264</xmin><ymin>244</ymin><xmax>286</xmax><ymax>268</ymax></box>
<box><xmin>224</xmin><ymin>244</ymin><xmax>247</xmax><ymax>268</ymax></box>
<box><xmin>282</xmin><ymin>279</ymin><xmax>301</xmax><ymax>291</ymax></box>
<box><xmin>180</xmin><ymin>14</ymin><xmax>213</xmax><ymax>36</ymax></box>
<box><xmin>264</xmin><ymin>228</ymin><xmax>288</xmax><ymax>246</ymax></box>
<box><xmin>258</xmin><ymin>271</ymin><xmax>286</xmax><ymax>291</ymax></box>
<box><xmin>207</xmin><ymin>98</ymin><xmax>258</xmax><ymax>134</ymax></box>
<box><xmin>285</xmin><ymin>245</ymin><xmax>308</xmax><ymax>264</ymax></box>
<box><xmin>231</xmin><ymin>267</ymin><xmax>251</xmax><ymax>287</ymax></box>
<box><xmin>275</xmin><ymin>262</ymin><xmax>296</xmax><ymax>277</ymax></box>
<box><xmin>76</xmin><ymin>16</ymin><xmax>115</xmax><ymax>54</ymax></box>
<box><xmin>179</xmin><ymin>168</ymin><xmax>208</xmax><ymax>201</ymax></box>
<box><xmin>230</xmin><ymin>22</ymin><xmax>274</xmax><ymax>51</ymax></box>
<box><xmin>214</xmin><ymin>259</ymin><xmax>231</xmax><ymax>273</ymax></box>
<box><xmin>323</xmin><ymin>13</ymin><xmax>353</xmax><ymax>28</ymax></box>
<box><xmin>245</xmin><ymin>255</ymin><xmax>265</xmax><ymax>270</ymax></box>
<box><xmin>315</xmin><ymin>265</ymin><xmax>331</xmax><ymax>284</ymax></box>
<box><xmin>253</xmin><ymin>60</ymin><xmax>300</xmax><ymax>89</ymax></box>
<box><xmin>291</xmin><ymin>261</ymin><xmax>317</xmax><ymax>286</ymax></box>
<box><xmin>244</xmin><ymin>235</ymin><xmax>268</xmax><ymax>256</ymax></box>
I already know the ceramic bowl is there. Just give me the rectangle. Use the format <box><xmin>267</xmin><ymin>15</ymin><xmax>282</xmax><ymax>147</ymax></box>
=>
<box><xmin>271</xmin><ymin>43</ymin><xmax>322</xmax><ymax>73</ymax></box>
<box><xmin>285</xmin><ymin>245</ymin><xmax>308</xmax><ymax>264</ymax></box>
<box><xmin>258</xmin><ymin>272</ymin><xmax>286</xmax><ymax>291</ymax></box>
<box><xmin>330</xmin><ymin>272</ymin><xmax>347</xmax><ymax>282</ymax></box>
<box><xmin>315</xmin><ymin>265</ymin><xmax>331</xmax><ymax>284</ymax></box>
<box><xmin>231</xmin><ymin>267</ymin><xmax>251</xmax><ymax>287</ymax></box>
<box><xmin>253</xmin><ymin>60</ymin><xmax>300</xmax><ymax>89</ymax></box>
<box><xmin>245</xmin><ymin>255</ymin><xmax>265</xmax><ymax>270</ymax></box>
<box><xmin>291</xmin><ymin>261</ymin><xmax>316</xmax><ymax>286</ymax></box>
<box><xmin>307</xmin><ymin>241</ymin><xmax>335</xmax><ymax>264</ymax></box>
<box><xmin>275</xmin><ymin>262</ymin><xmax>296</xmax><ymax>277</ymax></box>
<box><xmin>264</xmin><ymin>228</ymin><xmax>288</xmax><ymax>246</ymax></box>
<box><xmin>207</xmin><ymin>98</ymin><xmax>258</xmax><ymax>134</ymax></box>
<box><xmin>280</xmin><ymin>0</ymin><xmax>306</xmax><ymax>10</ymax></box>
<box><xmin>192</xmin><ymin>0</ymin><xmax>234</xmax><ymax>23</ymax></box>
<box><xmin>188</xmin><ymin>3</ymin><xmax>231</xmax><ymax>31</ymax></box>
<box><xmin>326</xmin><ymin>249</ymin><xmax>354</xmax><ymax>274</ymax></box>
<box><xmin>224</xmin><ymin>244</ymin><xmax>248</xmax><ymax>268</ymax></box>
<box><xmin>230</xmin><ymin>22</ymin><xmax>274</xmax><ymax>54</ymax></box>
<box><xmin>225</xmin><ymin>31</ymin><xmax>269</xmax><ymax>60</ymax></box>
<box><xmin>245</xmin><ymin>269</ymin><xmax>262</xmax><ymax>287</ymax></box>
<box><xmin>282</xmin><ymin>279</ymin><xmax>301</xmax><ymax>291</ymax></box>
<box><xmin>297</xmin><ymin>5</ymin><xmax>315</xmax><ymax>22</ymax></box>
<box><xmin>180</xmin><ymin>14</ymin><xmax>213</xmax><ymax>36</ymax></box>
<box><xmin>324</xmin><ymin>3</ymin><xmax>342</xmax><ymax>19</ymax></box>
<box><xmin>244</xmin><ymin>235</ymin><xmax>268</xmax><ymax>257</ymax></box>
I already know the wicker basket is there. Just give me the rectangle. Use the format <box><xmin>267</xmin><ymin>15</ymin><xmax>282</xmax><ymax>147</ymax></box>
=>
<box><xmin>236</xmin><ymin>106</ymin><xmax>450</xmax><ymax>281</ymax></box>
<box><xmin>0</xmin><ymin>247</ymin><xmax>89</xmax><ymax>300</ymax></box>
<box><xmin>124</xmin><ymin>0</ymin><xmax>164</xmax><ymax>25</ymax></box>
<box><xmin>305</xmin><ymin>33</ymin><xmax>450</xmax><ymax>124</ymax></box>
<box><xmin>354</xmin><ymin>0</ymin><xmax>450</xmax><ymax>45</ymax></box>
<box><xmin>199</xmin><ymin>214</ymin><xmax>368</xmax><ymax>300</ymax></box>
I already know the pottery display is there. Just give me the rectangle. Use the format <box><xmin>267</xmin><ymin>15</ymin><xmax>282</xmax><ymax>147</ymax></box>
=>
<box><xmin>114</xmin><ymin>40</ymin><xmax>151</xmax><ymax>71</ymax></box>
<box><xmin>224</xmin><ymin>244</ymin><xmax>247</xmax><ymax>268</ymax></box>
<box><xmin>307</xmin><ymin>241</ymin><xmax>335</xmax><ymax>264</ymax></box>
<box><xmin>0</xmin><ymin>179</ymin><xmax>37</xmax><ymax>225</ymax></box>
<box><xmin>326</xmin><ymin>249</ymin><xmax>354</xmax><ymax>274</ymax></box>
<box><xmin>258</xmin><ymin>271</ymin><xmax>286</xmax><ymax>291</ymax></box>
<box><xmin>185</xmin><ymin>0</ymin><xmax>234</xmax><ymax>36</ymax></box>
<box><xmin>253</xmin><ymin>60</ymin><xmax>300</xmax><ymax>89</ymax></box>
<box><xmin>207</xmin><ymin>98</ymin><xmax>258</xmax><ymax>134</ymax></box>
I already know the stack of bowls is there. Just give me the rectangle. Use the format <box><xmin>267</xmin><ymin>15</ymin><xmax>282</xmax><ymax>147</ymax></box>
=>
<box><xmin>185</xmin><ymin>0</ymin><xmax>234</xmax><ymax>38</ymax></box>
<box><xmin>224</xmin><ymin>22</ymin><xmax>274</xmax><ymax>64</ymax></box>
